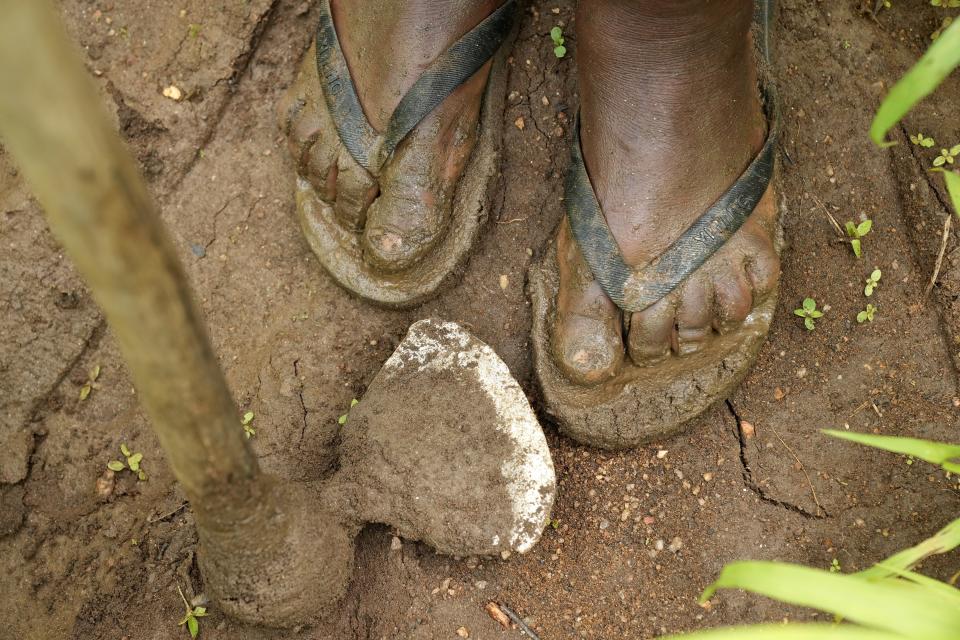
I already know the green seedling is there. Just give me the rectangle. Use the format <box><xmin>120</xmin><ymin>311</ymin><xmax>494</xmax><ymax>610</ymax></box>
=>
<box><xmin>931</xmin><ymin>0</ymin><xmax>960</xmax><ymax>7</ymax></box>
<box><xmin>550</xmin><ymin>26</ymin><xmax>566</xmax><ymax>58</ymax></box>
<box><xmin>241</xmin><ymin>411</ymin><xmax>255</xmax><ymax>439</ymax></box>
<box><xmin>933</xmin><ymin>16</ymin><xmax>954</xmax><ymax>40</ymax></box>
<box><xmin>188</xmin><ymin>23</ymin><xmax>201</xmax><ymax>38</ymax></box>
<box><xmin>793</xmin><ymin>298</ymin><xmax>823</xmax><ymax>331</ymax></box>
<box><xmin>829</xmin><ymin>558</ymin><xmax>841</xmax><ymax>573</ymax></box>
<box><xmin>910</xmin><ymin>132</ymin><xmax>935</xmax><ymax>147</ymax></box>
<box><xmin>934</xmin><ymin>144</ymin><xmax>960</xmax><ymax>166</ymax></box>
<box><xmin>864</xmin><ymin>268</ymin><xmax>882</xmax><ymax>296</ymax></box>
<box><xmin>793</xmin><ymin>297</ymin><xmax>824</xmax><ymax>331</ymax></box>
<box><xmin>177</xmin><ymin>585</ymin><xmax>208</xmax><ymax>638</ymax></box>
<box><xmin>338</xmin><ymin>398</ymin><xmax>359</xmax><ymax>425</ymax></box>
<box><xmin>107</xmin><ymin>443</ymin><xmax>147</xmax><ymax>481</ymax></box>
<box><xmin>857</xmin><ymin>303</ymin><xmax>877</xmax><ymax>323</ymax></box>
<box><xmin>844</xmin><ymin>218</ymin><xmax>872</xmax><ymax>258</ymax></box>
<box><xmin>79</xmin><ymin>364</ymin><xmax>101</xmax><ymax>400</ymax></box>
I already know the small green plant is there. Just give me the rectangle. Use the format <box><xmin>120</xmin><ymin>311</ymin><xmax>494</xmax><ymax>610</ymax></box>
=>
<box><xmin>909</xmin><ymin>132</ymin><xmax>935</xmax><ymax>147</ymax></box>
<box><xmin>338</xmin><ymin>398</ymin><xmax>359</xmax><ymax>425</ymax></box>
<box><xmin>79</xmin><ymin>364</ymin><xmax>101</xmax><ymax>401</ymax></box>
<box><xmin>933</xmin><ymin>16</ymin><xmax>954</xmax><ymax>40</ymax></box>
<box><xmin>241</xmin><ymin>411</ymin><xmax>255</xmax><ymax>439</ymax></box>
<box><xmin>844</xmin><ymin>218</ymin><xmax>872</xmax><ymax>258</ymax></box>
<box><xmin>933</xmin><ymin>144</ymin><xmax>960</xmax><ymax>166</ymax></box>
<box><xmin>177</xmin><ymin>585</ymin><xmax>208</xmax><ymax>638</ymax></box>
<box><xmin>188</xmin><ymin>23</ymin><xmax>201</xmax><ymax>38</ymax></box>
<box><xmin>829</xmin><ymin>558</ymin><xmax>842</xmax><ymax>573</ymax></box>
<box><xmin>857</xmin><ymin>303</ymin><xmax>877</xmax><ymax>323</ymax></box>
<box><xmin>793</xmin><ymin>297</ymin><xmax>824</xmax><ymax>331</ymax></box>
<box><xmin>864</xmin><ymin>268</ymin><xmax>882</xmax><ymax>296</ymax></box>
<box><xmin>931</xmin><ymin>0</ymin><xmax>960</xmax><ymax>8</ymax></box>
<box><xmin>550</xmin><ymin>26</ymin><xmax>566</xmax><ymax>58</ymax></box>
<box><xmin>107</xmin><ymin>443</ymin><xmax>147</xmax><ymax>481</ymax></box>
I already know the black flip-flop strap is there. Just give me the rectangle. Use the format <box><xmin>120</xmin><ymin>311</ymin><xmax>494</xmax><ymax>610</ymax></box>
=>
<box><xmin>566</xmin><ymin>0</ymin><xmax>778</xmax><ymax>314</ymax></box>
<box><xmin>315</xmin><ymin>0</ymin><xmax>516</xmax><ymax>175</ymax></box>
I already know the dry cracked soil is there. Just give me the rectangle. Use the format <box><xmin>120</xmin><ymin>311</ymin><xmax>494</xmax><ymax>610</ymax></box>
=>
<box><xmin>3</xmin><ymin>0</ymin><xmax>960</xmax><ymax>638</ymax></box>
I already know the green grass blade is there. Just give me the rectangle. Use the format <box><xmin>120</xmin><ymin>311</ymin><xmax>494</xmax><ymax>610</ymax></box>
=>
<box><xmin>870</xmin><ymin>18</ymin><xmax>960</xmax><ymax>146</ymax></box>
<box><xmin>822</xmin><ymin>430</ymin><xmax>960</xmax><ymax>473</ymax></box>
<box><xmin>659</xmin><ymin>624</ymin><xmax>905</xmax><ymax>640</ymax></box>
<box><xmin>700</xmin><ymin>561</ymin><xmax>960</xmax><ymax>638</ymax></box>
<box><xmin>941</xmin><ymin>169</ymin><xmax>960</xmax><ymax>218</ymax></box>
<box><xmin>858</xmin><ymin>517</ymin><xmax>960</xmax><ymax>579</ymax></box>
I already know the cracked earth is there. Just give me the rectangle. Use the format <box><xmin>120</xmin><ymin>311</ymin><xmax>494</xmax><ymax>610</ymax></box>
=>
<box><xmin>3</xmin><ymin>1</ymin><xmax>960</xmax><ymax>639</ymax></box>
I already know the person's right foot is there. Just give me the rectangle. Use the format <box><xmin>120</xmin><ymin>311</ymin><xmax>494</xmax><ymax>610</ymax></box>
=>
<box><xmin>551</xmin><ymin>0</ymin><xmax>781</xmax><ymax>385</ymax></box>
<box><xmin>279</xmin><ymin>0</ymin><xmax>502</xmax><ymax>273</ymax></box>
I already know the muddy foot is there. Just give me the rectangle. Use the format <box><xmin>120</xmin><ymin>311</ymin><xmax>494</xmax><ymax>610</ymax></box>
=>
<box><xmin>278</xmin><ymin>0</ymin><xmax>502</xmax><ymax>275</ymax></box>
<box><xmin>551</xmin><ymin>0</ymin><xmax>781</xmax><ymax>385</ymax></box>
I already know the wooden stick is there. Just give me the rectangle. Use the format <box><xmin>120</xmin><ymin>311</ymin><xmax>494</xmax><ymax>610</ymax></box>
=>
<box><xmin>0</xmin><ymin>0</ymin><xmax>257</xmax><ymax>513</ymax></box>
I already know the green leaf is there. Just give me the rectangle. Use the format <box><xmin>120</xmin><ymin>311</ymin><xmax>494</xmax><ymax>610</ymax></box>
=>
<box><xmin>804</xmin><ymin>317</ymin><xmax>815</xmax><ymax>331</ymax></box>
<box><xmin>803</xmin><ymin>297</ymin><xmax>816</xmax><ymax>311</ymax></box>
<box><xmin>822</xmin><ymin>430</ymin><xmax>960</xmax><ymax>473</ymax></box>
<box><xmin>845</xmin><ymin>221</ymin><xmax>857</xmax><ymax>237</ymax></box>
<box><xmin>660</xmin><ymin>624</ymin><xmax>906</xmax><ymax>640</ymax></box>
<box><xmin>794</xmin><ymin>309</ymin><xmax>807</xmax><ymax>317</ymax></box>
<box><xmin>856</xmin><ymin>220</ymin><xmax>872</xmax><ymax>235</ymax></box>
<box><xmin>79</xmin><ymin>384</ymin><xmax>92</xmax><ymax>401</ymax></box>
<box><xmin>127</xmin><ymin>452</ymin><xmax>143</xmax><ymax>471</ymax></box>
<box><xmin>951</xmin><ymin>144</ymin><xmax>960</xmax><ymax>155</ymax></box>
<box><xmin>241</xmin><ymin>411</ymin><xmax>254</xmax><ymax>425</ymax></box>
<box><xmin>857</xmin><ymin>311</ymin><xmax>868</xmax><ymax>323</ymax></box>
<box><xmin>107</xmin><ymin>460</ymin><xmax>126</xmax><ymax>472</ymax></box>
<box><xmin>870</xmin><ymin>18</ymin><xmax>960</xmax><ymax>146</ymax></box>
<box><xmin>90</xmin><ymin>365</ymin><xmax>101</xmax><ymax>381</ymax></box>
<box><xmin>554</xmin><ymin>45</ymin><xmax>567</xmax><ymax>58</ymax></box>
<box><xmin>137</xmin><ymin>470</ymin><xmax>147</xmax><ymax>481</ymax></box>
<box><xmin>700</xmin><ymin>560</ymin><xmax>960</xmax><ymax>637</ymax></box>
<box><xmin>550</xmin><ymin>26</ymin><xmax>562</xmax><ymax>42</ymax></box>
<box><xmin>939</xmin><ymin>169</ymin><xmax>960</xmax><ymax>218</ymax></box>
<box><xmin>851</xmin><ymin>238</ymin><xmax>862</xmax><ymax>258</ymax></box>
<box><xmin>809</xmin><ymin>310</ymin><xmax>823</xmax><ymax>318</ymax></box>
<box><xmin>120</xmin><ymin>443</ymin><xmax>130</xmax><ymax>457</ymax></box>
<box><xmin>187</xmin><ymin>615</ymin><xmax>199</xmax><ymax>638</ymax></box>
<box><xmin>934</xmin><ymin>155</ymin><xmax>947</xmax><ymax>167</ymax></box>
<box><xmin>338</xmin><ymin>414</ymin><xmax>348</xmax><ymax>425</ymax></box>
<box><xmin>858</xmin><ymin>517</ymin><xmax>960</xmax><ymax>579</ymax></box>
<box><xmin>350</xmin><ymin>398</ymin><xmax>359</xmax><ymax>407</ymax></box>
<box><xmin>193</xmin><ymin>607</ymin><xmax>207</xmax><ymax>617</ymax></box>
<box><xmin>871</xmin><ymin>269</ymin><xmax>881</xmax><ymax>281</ymax></box>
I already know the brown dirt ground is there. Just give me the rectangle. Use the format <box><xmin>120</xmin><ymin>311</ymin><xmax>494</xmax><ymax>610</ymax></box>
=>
<box><xmin>3</xmin><ymin>0</ymin><xmax>960</xmax><ymax>638</ymax></box>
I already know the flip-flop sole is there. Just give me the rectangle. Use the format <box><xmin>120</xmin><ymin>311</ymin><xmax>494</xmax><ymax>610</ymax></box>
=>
<box><xmin>528</xmin><ymin>196</ymin><xmax>785</xmax><ymax>450</ymax></box>
<box><xmin>295</xmin><ymin>34</ymin><xmax>513</xmax><ymax>310</ymax></box>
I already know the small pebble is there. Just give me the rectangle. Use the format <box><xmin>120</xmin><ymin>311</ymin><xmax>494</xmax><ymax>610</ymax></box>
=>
<box><xmin>668</xmin><ymin>536</ymin><xmax>683</xmax><ymax>552</ymax></box>
<box><xmin>599</xmin><ymin>519</ymin><xmax>610</xmax><ymax>530</ymax></box>
<box><xmin>656</xmin><ymin>449</ymin><xmax>668</xmax><ymax>459</ymax></box>
<box><xmin>514</xmin><ymin>116</ymin><xmax>525</xmax><ymax>130</ymax></box>
<box><xmin>456</xmin><ymin>627</ymin><xmax>469</xmax><ymax>638</ymax></box>
<box><xmin>499</xmin><ymin>274</ymin><xmax>509</xmax><ymax>290</ymax></box>
<box><xmin>162</xmin><ymin>85</ymin><xmax>182</xmax><ymax>101</ymax></box>
<box><xmin>741</xmin><ymin>420</ymin><xmax>755</xmax><ymax>439</ymax></box>
<box><xmin>390</xmin><ymin>536</ymin><xmax>402</xmax><ymax>551</ymax></box>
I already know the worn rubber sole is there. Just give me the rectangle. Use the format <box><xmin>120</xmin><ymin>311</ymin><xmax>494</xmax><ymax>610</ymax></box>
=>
<box><xmin>295</xmin><ymin>33</ymin><xmax>514</xmax><ymax>310</ymax></box>
<box><xmin>528</xmin><ymin>196</ymin><xmax>785</xmax><ymax>450</ymax></box>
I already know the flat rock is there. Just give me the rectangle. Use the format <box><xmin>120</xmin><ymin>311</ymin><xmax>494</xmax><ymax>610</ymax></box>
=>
<box><xmin>338</xmin><ymin>319</ymin><xmax>556</xmax><ymax>556</ymax></box>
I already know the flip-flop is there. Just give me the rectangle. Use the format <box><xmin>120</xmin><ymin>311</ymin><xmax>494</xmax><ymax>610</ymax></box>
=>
<box><xmin>529</xmin><ymin>0</ymin><xmax>782</xmax><ymax>449</ymax></box>
<box><xmin>292</xmin><ymin>0</ymin><xmax>518</xmax><ymax>308</ymax></box>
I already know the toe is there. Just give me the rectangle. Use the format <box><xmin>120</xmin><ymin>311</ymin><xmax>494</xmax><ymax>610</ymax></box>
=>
<box><xmin>552</xmin><ymin>221</ymin><xmax>624</xmax><ymax>385</ymax></box>
<box><xmin>675</xmin><ymin>276</ymin><xmax>714</xmax><ymax>355</ymax></box>
<box><xmin>333</xmin><ymin>153</ymin><xmax>378</xmax><ymax>231</ymax></box>
<box><xmin>627</xmin><ymin>296</ymin><xmax>675</xmax><ymax>367</ymax></box>
<box><xmin>553</xmin><ymin>285</ymin><xmax>624</xmax><ymax>385</ymax></box>
<box><xmin>745</xmin><ymin>238</ymin><xmax>781</xmax><ymax>303</ymax></box>
<box><xmin>713</xmin><ymin>265</ymin><xmax>753</xmax><ymax>333</ymax></box>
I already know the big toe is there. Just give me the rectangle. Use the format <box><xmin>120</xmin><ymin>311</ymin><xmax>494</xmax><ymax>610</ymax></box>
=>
<box><xmin>554</xmin><ymin>310</ymin><xmax>624</xmax><ymax>385</ymax></box>
<box><xmin>361</xmin><ymin>172</ymin><xmax>447</xmax><ymax>273</ymax></box>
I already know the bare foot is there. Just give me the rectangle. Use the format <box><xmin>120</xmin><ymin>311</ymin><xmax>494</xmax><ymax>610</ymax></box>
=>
<box><xmin>552</xmin><ymin>0</ymin><xmax>781</xmax><ymax>385</ymax></box>
<box><xmin>278</xmin><ymin>0</ymin><xmax>502</xmax><ymax>273</ymax></box>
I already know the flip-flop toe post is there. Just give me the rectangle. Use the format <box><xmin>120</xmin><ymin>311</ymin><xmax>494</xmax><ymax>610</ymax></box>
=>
<box><xmin>295</xmin><ymin>0</ymin><xmax>518</xmax><ymax>308</ymax></box>
<box><xmin>530</xmin><ymin>0</ymin><xmax>782</xmax><ymax>449</ymax></box>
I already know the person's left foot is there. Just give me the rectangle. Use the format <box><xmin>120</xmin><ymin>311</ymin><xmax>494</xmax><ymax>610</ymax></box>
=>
<box><xmin>551</xmin><ymin>0</ymin><xmax>781</xmax><ymax>386</ymax></box>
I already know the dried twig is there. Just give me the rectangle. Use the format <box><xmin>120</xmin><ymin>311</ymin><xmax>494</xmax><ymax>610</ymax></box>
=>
<box><xmin>498</xmin><ymin>602</ymin><xmax>542</xmax><ymax>640</ymax></box>
<box><xmin>924</xmin><ymin>214</ymin><xmax>952</xmax><ymax>298</ymax></box>
<box><xmin>770</xmin><ymin>426</ymin><xmax>825</xmax><ymax>517</ymax></box>
<box><xmin>148</xmin><ymin>502</ymin><xmax>189</xmax><ymax>523</ymax></box>
<box><xmin>809</xmin><ymin>193</ymin><xmax>844</xmax><ymax>237</ymax></box>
